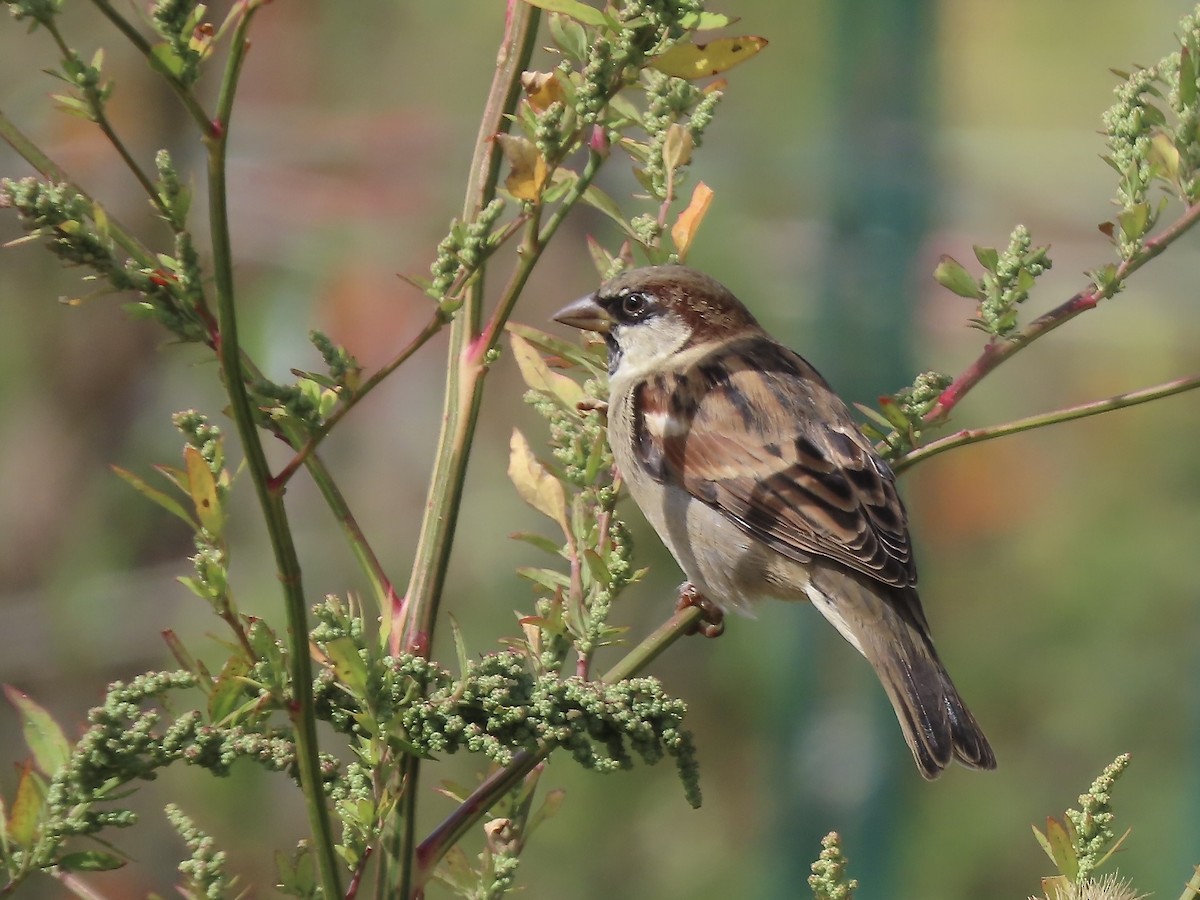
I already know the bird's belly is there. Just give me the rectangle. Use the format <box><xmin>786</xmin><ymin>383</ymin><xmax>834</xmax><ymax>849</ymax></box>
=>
<box><xmin>627</xmin><ymin>477</ymin><xmax>810</xmax><ymax>614</ymax></box>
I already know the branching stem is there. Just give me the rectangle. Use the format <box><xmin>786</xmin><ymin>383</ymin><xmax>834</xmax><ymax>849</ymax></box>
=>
<box><xmin>894</xmin><ymin>372</ymin><xmax>1200</xmax><ymax>473</ymax></box>
<box><xmin>928</xmin><ymin>201</ymin><xmax>1200</xmax><ymax>423</ymax></box>
<box><xmin>202</xmin><ymin>6</ymin><xmax>342</xmax><ymax>898</ymax></box>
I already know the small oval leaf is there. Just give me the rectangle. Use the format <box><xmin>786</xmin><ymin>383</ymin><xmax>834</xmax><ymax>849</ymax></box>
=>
<box><xmin>508</xmin><ymin>429</ymin><xmax>570</xmax><ymax>537</ymax></box>
<box><xmin>4</xmin><ymin>686</ymin><xmax>70</xmax><ymax>776</ymax></box>
<box><xmin>651</xmin><ymin>36</ymin><xmax>768</xmax><ymax>79</ymax></box>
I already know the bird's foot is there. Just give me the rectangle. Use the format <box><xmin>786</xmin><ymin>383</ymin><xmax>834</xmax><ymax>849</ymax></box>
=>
<box><xmin>675</xmin><ymin>582</ymin><xmax>725</xmax><ymax>638</ymax></box>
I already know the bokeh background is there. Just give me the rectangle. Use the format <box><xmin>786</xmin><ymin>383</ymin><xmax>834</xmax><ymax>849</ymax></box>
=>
<box><xmin>2</xmin><ymin>2</ymin><xmax>1199</xmax><ymax>898</ymax></box>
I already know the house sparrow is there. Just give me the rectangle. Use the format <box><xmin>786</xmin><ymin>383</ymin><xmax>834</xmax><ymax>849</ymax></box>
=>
<box><xmin>553</xmin><ymin>264</ymin><xmax>995</xmax><ymax>779</ymax></box>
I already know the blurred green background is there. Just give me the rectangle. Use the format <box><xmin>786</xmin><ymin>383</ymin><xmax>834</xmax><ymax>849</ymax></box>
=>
<box><xmin>2</xmin><ymin>1</ymin><xmax>1198</xmax><ymax>897</ymax></box>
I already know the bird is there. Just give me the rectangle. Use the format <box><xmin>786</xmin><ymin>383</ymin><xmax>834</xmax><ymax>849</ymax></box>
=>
<box><xmin>552</xmin><ymin>264</ymin><xmax>995</xmax><ymax>779</ymax></box>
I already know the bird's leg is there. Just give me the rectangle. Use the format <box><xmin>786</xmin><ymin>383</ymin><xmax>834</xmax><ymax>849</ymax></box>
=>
<box><xmin>675</xmin><ymin>582</ymin><xmax>725</xmax><ymax>638</ymax></box>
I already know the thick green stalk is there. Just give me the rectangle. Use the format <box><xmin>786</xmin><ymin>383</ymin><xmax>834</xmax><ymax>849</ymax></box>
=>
<box><xmin>202</xmin><ymin>8</ymin><xmax>341</xmax><ymax>898</ymax></box>
<box><xmin>392</xmin><ymin>8</ymin><xmax>541</xmax><ymax>895</ymax></box>
<box><xmin>394</xmin><ymin>0</ymin><xmax>540</xmax><ymax>656</ymax></box>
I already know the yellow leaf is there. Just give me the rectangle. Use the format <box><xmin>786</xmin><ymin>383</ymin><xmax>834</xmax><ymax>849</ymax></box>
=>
<box><xmin>671</xmin><ymin>181</ymin><xmax>714</xmax><ymax>262</ymax></box>
<box><xmin>184</xmin><ymin>444</ymin><xmax>223</xmax><ymax>538</ymax></box>
<box><xmin>651</xmin><ymin>35</ymin><xmax>768</xmax><ymax>80</ymax></box>
<box><xmin>508</xmin><ymin>429</ymin><xmax>570</xmax><ymax>537</ymax></box>
<box><xmin>521</xmin><ymin>71</ymin><xmax>565</xmax><ymax>113</ymax></box>
<box><xmin>661</xmin><ymin>123</ymin><xmax>694</xmax><ymax>174</ymax></box>
<box><xmin>495</xmin><ymin>134</ymin><xmax>548</xmax><ymax>202</ymax></box>
<box><xmin>510</xmin><ymin>332</ymin><xmax>585</xmax><ymax>409</ymax></box>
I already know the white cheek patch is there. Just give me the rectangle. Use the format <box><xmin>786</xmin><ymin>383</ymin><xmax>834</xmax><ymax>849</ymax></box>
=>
<box><xmin>611</xmin><ymin>316</ymin><xmax>694</xmax><ymax>381</ymax></box>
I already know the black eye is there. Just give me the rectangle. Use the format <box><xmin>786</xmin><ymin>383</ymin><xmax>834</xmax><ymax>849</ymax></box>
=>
<box><xmin>620</xmin><ymin>291</ymin><xmax>650</xmax><ymax>319</ymax></box>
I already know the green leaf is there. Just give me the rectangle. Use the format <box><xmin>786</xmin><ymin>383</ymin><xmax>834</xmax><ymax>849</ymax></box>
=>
<box><xmin>150</xmin><ymin>42</ymin><xmax>186</xmax><ymax>78</ymax></box>
<box><xmin>525</xmin><ymin>787</ymin><xmax>566</xmax><ymax>835</ymax></box>
<box><xmin>1181</xmin><ymin>44</ymin><xmax>1197</xmax><ymax>109</ymax></box>
<box><xmin>521</xmin><ymin>0</ymin><xmax>607</xmax><ymax>27</ymax></box>
<box><xmin>510</xmin><ymin>531</ymin><xmax>564</xmax><ymax>555</ymax></box>
<box><xmin>449</xmin><ymin>615</ymin><xmax>470</xmax><ymax>687</ymax></box>
<box><xmin>4</xmin><ymin>686</ymin><xmax>70</xmax><ymax>776</ymax></box>
<box><xmin>7</xmin><ymin>761</ymin><xmax>43</xmax><ymax>847</ymax></box>
<box><xmin>58</xmin><ymin>850</ymin><xmax>126</xmax><ymax>872</ymax></box>
<box><xmin>207</xmin><ymin>655</ymin><xmax>250</xmax><ymax>724</ymax></box>
<box><xmin>1044</xmin><ymin>816</ymin><xmax>1079</xmax><ymax>881</ymax></box>
<box><xmin>325</xmin><ymin>637</ymin><xmax>369</xmax><ymax>697</ymax></box>
<box><xmin>972</xmin><ymin>244</ymin><xmax>999</xmax><ymax>272</ymax></box>
<box><xmin>548</xmin><ymin>12</ymin><xmax>589</xmax><ymax>61</ymax></box>
<box><xmin>516</xmin><ymin>566</ymin><xmax>571</xmax><ymax>592</ymax></box>
<box><xmin>1041</xmin><ymin>875</ymin><xmax>1072</xmax><ymax>900</ymax></box>
<box><xmin>679</xmin><ymin>11</ymin><xmax>734</xmax><ymax>29</ymax></box>
<box><xmin>1093</xmin><ymin>825</ymin><xmax>1132</xmax><ymax>870</ymax></box>
<box><xmin>932</xmin><ymin>255</ymin><xmax>981</xmax><ymax>299</ymax></box>
<box><xmin>580</xmin><ymin>183</ymin><xmax>639</xmax><ymax>237</ymax></box>
<box><xmin>506</xmin><ymin>322</ymin><xmax>606</xmax><ymax>374</ymax></box>
<box><xmin>854</xmin><ymin>402</ymin><xmax>899</xmax><ymax>434</ymax></box>
<box><xmin>50</xmin><ymin>94</ymin><xmax>95</xmax><ymax>121</ymax></box>
<box><xmin>1147</xmin><ymin>131</ymin><xmax>1181</xmax><ymax>184</ymax></box>
<box><xmin>581</xmin><ymin>548</ymin><xmax>611</xmax><ymax>587</ymax></box>
<box><xmin>111</xmin><ymin>464</ymin><xmax>196</xmax><ymax>527</ymax></box>
<box><xmin>1117</xmin><ymin>201</ymin><xmax>1151</xmax><ymax>242</ymax></box>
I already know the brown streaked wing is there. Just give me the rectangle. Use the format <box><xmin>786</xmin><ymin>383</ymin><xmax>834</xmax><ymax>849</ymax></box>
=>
<box><xmin>631</xmin><ymin>337</ymin><xmax>917</xmax><ymax>589</ymax></box>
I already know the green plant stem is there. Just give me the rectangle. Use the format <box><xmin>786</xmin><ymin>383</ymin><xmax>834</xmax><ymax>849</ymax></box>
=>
<box><xmin>201</xmin><ymin>7</ymin><xmax>341</xmax><ymax>898</ymax></box>
<box><xmin>893</xmin><ymin>372</ymin><xmax>1200</xmax><ymax>474</ymax></box>
<box><xmin>272</xmin><ymin>309</ymin><xmax>450</xmax><ymax>488</ymax></box>
<box><xmin>88</xmin><ymin>0</ymin><xmax>215</xmax><ymax>135</ymax></box>
<box><xmin>928</xmin><ymin>200</ymin><xmax>1200</xmax><ymax>422</ymax></box>
<box><xmin>411</xmin><ymin>603</ymin><xmax>703</xmax><ymax>892</ymax></box>
<box><xmin>394</xmin><ymin>0</ymin><xmax>540</xmax><ymax>657</ymax></box>
<box><xmin>0</xmin><ymin>109</ymin><xmax>156</xmax><ymax>267</ymax></box>
<box><xmin>229</xmin><ymin>346</ymin><xmax>398</xmax><ymax>620</ymax></box>
<box><xmin>303</xmin><ymin>450</ymin><xmax>398</xmax><ymax>615</ymax></box>
<box><xmin>391</xmin><ymin>9</ymin><xmax>540</xmax><ymax>896</ymax></box>
<box><xmin>41</xmin><ymin>21</ymin><xmax>164</xmax><ymax>213</ymax></box>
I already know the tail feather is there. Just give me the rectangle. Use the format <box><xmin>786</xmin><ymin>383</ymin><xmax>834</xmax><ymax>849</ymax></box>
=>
<box><xmin>806</xmin><ymin>569</ymin><xmax>996</xmax><ymax>779</ymax></box>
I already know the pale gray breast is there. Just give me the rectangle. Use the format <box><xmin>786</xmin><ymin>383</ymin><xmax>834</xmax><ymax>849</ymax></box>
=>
<box><xmin>608</xmin><ymin>380</ymin><xmax>810</xmax><ymax>614</ymax></box>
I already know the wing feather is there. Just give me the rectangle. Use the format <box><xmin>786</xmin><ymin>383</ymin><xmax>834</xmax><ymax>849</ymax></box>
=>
<box><xmin>631</xmin><ymin>336</ymin><xmax>917</xmax><ymax>589</ymax></box>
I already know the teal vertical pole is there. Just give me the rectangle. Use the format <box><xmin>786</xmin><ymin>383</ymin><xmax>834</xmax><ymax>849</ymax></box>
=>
<box><xmin>766</xmin><ymin>0</ymin><xmax>935</xmax><ymax>897</ymax></box>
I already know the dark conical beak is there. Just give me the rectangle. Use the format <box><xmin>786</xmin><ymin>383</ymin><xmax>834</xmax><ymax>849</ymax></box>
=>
<box><xmin>552</xmin><ymin>293</ymin><xmax>613</xmax><ymax>334</ymax></box>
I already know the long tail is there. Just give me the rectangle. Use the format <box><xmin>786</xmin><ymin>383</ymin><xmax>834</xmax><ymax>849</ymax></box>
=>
<box><xmin>806</xmin><ymin>569</ymin><xmax>996</xmax><ymax>779</ymax></box>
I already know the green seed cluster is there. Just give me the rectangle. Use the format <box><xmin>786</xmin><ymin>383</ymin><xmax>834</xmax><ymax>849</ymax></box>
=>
<box><xmin>151</xmin><ymin>0</ymin><xmax>205</xmax><ymax>87</ymax></box>
<box><xmin>174</xmin><ymin>410</ymin><xmax>226</xmax><ymax>495</ymax></box>
<box><xmin>808</xmin><ymin>832</ymin><xmax>858</xmax><ymax>900</ymax></box>
<box><xmin>428</xmin><ymin>199</ymin><xmax>506</xmax><ymax>305</ymax></box>
<box><xmin>4</xmin><ymin>0</ymin><xmax>62</xmax><ymax>26</ymax></box>
<box><xmin>974</xmin><ymin>225</ymin><xmax>1052</xmax><ymax>336</ymax></box>
<box><xmin>315</xmin><ymin>651</ymin><xmax>700</xmax><ymax>807</ymax></box>
<box><xmin>574</xmin><ymin>0</ymin><xmax>704</xmax><ymax>126</ymax></box>
<box><xmin>166</xmin><ymin>803</ymin><xmax>236</xmax><ymax>900</ymax></box>
<box><xmin>309</xmin><ymin>329</ymin><xmax>361</xmax><ymax>387</ymax></box>
<box><xmin>0</xmin><ymin>177</ymin><xmax>209</xmax><ymax>341</ymax></box>
<box><xmin>1067</xmin><ymin>753</ymin><xmax>1131</xmax><ymax>882</ymax></box>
